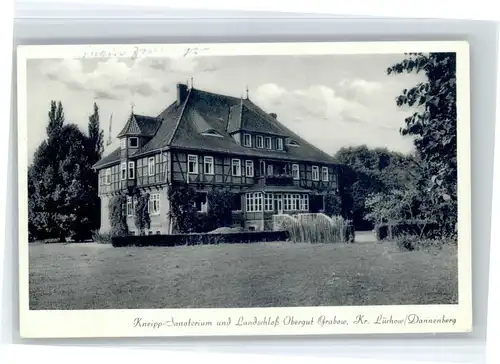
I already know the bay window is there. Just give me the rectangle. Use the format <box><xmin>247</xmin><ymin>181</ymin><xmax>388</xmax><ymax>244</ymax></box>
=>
<box><xmin>245</xmin><ymin>192</ymin><xmax>262</xmax><ymax>212</ymax></box>
<box><xmin>264</xmin><ymin>193</ymin><xmax>273</xmax><ymax>211</ymax></box>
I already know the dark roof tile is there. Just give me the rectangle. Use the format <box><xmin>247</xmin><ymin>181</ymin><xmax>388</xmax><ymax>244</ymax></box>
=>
<box><xmin>94</xmin><ymin>85</ymin><xmax>337</xmax><ymax>169</ymax></box>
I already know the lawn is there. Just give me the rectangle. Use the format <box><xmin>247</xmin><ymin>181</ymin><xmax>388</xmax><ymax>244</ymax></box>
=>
<box><xmin>29</xmin><ymin>239</ymin><xmax>458</xmax><ymax>310</ymax></box>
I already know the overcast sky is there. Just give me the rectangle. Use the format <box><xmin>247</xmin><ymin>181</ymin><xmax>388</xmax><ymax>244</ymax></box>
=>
<box><xmin>26</xmin><ymin>54</ymin><xmax>426</xmax><ymax>163</ymax></box>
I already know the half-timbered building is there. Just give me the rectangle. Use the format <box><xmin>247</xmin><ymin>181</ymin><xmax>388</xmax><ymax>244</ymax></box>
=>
<box><xmin>93</xmin><ymin>83</ymin><xmax>340</xmax><ymax>234</ymax></box>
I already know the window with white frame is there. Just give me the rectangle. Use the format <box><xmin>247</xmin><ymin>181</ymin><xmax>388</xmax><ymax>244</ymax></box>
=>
<box><xmin>204</xmin><ymin>156</ymin><xmax>214</xmax><ymax>175</ymax></box>
<box><xmin>120</xmin><ymin>138</ymin><xmax>126</xmax><ymax>150</ymax></box>
<box><xmin>312</xmin><ymin>166</ymin><xmax>319</xmax><ymax>181</ymax></box>
<box><xmin>128</xmin><ymin>161</ymin><xmax>135</xmax><ymax>179</ymax></box>
<box><xmin>188</xmin><ymin>154</ymin><xmax>198</xmax><ymax>174</ymax></box>
<box><xmin>264</xmin><ymin>193</ymin><xmax>273</xmax><ymax>211</ymax></box>
<box><xmin>277</xmin><ymin>138</ymin><xmax>284</xmax><ymax>150</ymax></box>
<box><xmin>148</xmin><ymin>157</ymin><xmax>155</xmax><ymax>176</ymax></box>
<box><xmin>245</xmin><ymin>160</ymin><xmax>254</xmax><ymax>177</ymax></box>
<box><xmin>243</xmin><ymin>133</ymin><xmax>252</xmax><ymax>147</ymax></box>
<box><xmin>245</xmin><ymin>192</ymin><xmax>262</xmax><ymax>212</ymax></box>
<box><xmin>120</xmin><ymin>162</ymin><xmax>127</xmax><ymax>180</ymax></box>
<box><xmin>256</xmin><ymin>135</ymin><xmax>263</xmax><ymax>148</ymax></box>
<box><xmin>292</xmin><ymin>164</ymin><xmax>299</xmax><ymax>180</ymax></box>
<box><xmin>283</xmin><ymin>194</ymin><xmax>292</xmax><ymax>211</ymax></box>
<box><xmin>292</xmin><ymin>194</ymin><xmax>301</xmax><ymax>210</ymax></box>
<box><xmin>322</xmin><ymin>166</ymin><xmax>329</xmax><ymax>182</ymax></box>
<box><xmin>126</xmin><ymin>197</ymin><xmax>134</xmax><ymax>216</ymax></box>
<box><xmin>267</xmin><ymin>164</ymin><xmax>274</xmax><ymax>177</ymax></box>
<box><xmin>194</xmin><ymin>192</ymin><xmax>208</xmax><ymax>212</ymax></box>
<box><xmin>264</xmin><ymin>137</ymin><xmax>272</xmax><ymax>149</ymax></box>
<box><xmin>300</xmin><ymin>195</ymin><xmax>309</xmax><ymax>211</ymax></box>
<box><xmin>129</xmin><ymin>137</ymin><xmax>138</xmax><ymax>148</ymax></box>
<box><xmin>105</xmin><ymin>168</ymin><xmax>111</xmax><ymax>185</ymax></box>
<box><xmin>232</xmin><ymin>159</ymin><xmax>241</xmax><ymax>176</ymax></box>
<box><xmin>148</xmin><ymin>193</ymin><xmax>160</xmax><ymax>215</ymax></box>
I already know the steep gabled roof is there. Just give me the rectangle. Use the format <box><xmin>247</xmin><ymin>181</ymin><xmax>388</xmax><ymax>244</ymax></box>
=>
<box><xmin>94</xmin><ymin>85</ymin><xmax>337</xmax><ymax>170</ymax></box>
<box><xmin>239</xmin><ymin>99</ymin><xmax>287</xmax><ymax>136</ymax></box>
<box><xmin>116</xmin><ymin>113</ymin><xmax>162</xmax><ymax>138</ymax></box>
<box><xmin>94</xmin><ymin>147</ymin><xmax>121</xmax><ymax>169</ymax></box>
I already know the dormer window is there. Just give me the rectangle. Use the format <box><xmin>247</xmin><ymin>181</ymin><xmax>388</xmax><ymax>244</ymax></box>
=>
<box><xmin>129</xmin><ymin>137</ymin><xmax>138</xmax><ymax>148</ymax></box>
<box><xmin>202</xmin><ymin>130</ymin><xmax>223</xmax><ymax>138</ymax></box>
<box><xmin>288</xmin><ymin>140</ymin><xmax>300</xmax><ymax>147</ymax></box>
<box><xmin>277</xmin><ymin>138</ymin><xmax>284</xmax><ymax>150</ymax></box>
<box><xmin>264</xmin><ymin>137</ymin><xmax>272</xmax><ymax>149</ymax></box>
<box><xmin>256</xmin><ymin>135</ymin><xmax>263</xmax><ymax>148</ymax></box>
<box><xmin>243</xmin><ymin>133</ymin><xmax>252</xmax><ymax>147</ymax></box>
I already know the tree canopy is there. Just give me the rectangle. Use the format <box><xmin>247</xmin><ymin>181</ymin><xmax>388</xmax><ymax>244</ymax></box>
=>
<box><xmin>28</xmin><ymin>101</ymin><xmax>104</xmax><ymax>241</ymax></box>
<box><xmin>387</xmin><ymin>52</ymin><xmax>457</xmax><ymax>232</ymax></box>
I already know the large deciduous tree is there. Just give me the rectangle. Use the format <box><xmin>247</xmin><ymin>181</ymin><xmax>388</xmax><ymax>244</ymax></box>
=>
<box><xmin>388</xmin><ymin>52</ymin><xmax>457</xmax><ymax>232</ymax></box>
<box><xmin>28</xmin><ymin>101</ymin><xmax>104</xmax><ymax>241</ymax></box>
<box><xmin>334</xmin><ymin>145</ymin><xmax>418</xmax><ymax>230</ymax></box>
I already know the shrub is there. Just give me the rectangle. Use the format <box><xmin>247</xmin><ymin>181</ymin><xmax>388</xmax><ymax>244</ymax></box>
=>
<box><xmin>396</xmin><ymin>234</ymin><xmax>457</xmax><ymax>252</ymax></box>
<box><xmin>375</xmin><ymin>221</ymin><xmax>440</xmax><ymax>241</ymax></box>
<box><xmin>92</xmin><ymin>230</ymin><xmax>112</xmax><ymax>244</ymax></box>
<box><xmin>324</xmin><ymin>193</ymin><xmax>342</xmax><ymax>216</ymax></box>
<box><xmin>109</xmin><ymin>195</ymin><xmax>128</xmax><ymax>237</ymax></box>
<box><xmin>274</xmin><ymin>213</ymin><xmax>351</xmax><ymax>244</ymax></box>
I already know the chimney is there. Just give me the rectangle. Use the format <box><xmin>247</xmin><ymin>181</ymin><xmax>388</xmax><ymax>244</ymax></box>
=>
<box><xmin>176</xmin><ymin>83</ymin><xmax>188</xmax><ymax>106</ymax></box>
<box><xmin>269</xmin><ymin>113</ymin><xmax>277</xmax><ymax>119</ymax></box>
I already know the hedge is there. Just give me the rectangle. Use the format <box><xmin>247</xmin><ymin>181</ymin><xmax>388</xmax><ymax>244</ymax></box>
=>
<box><xmin>111</xmin><ymin>230</ymin><xmax>289</xmax><ymax>247</ymax></box>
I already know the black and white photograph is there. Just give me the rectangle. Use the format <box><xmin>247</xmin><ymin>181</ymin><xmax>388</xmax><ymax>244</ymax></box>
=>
<box><xmin>17</xmin><ymin>42</ymin><xmax>472</xmax><ymax>337</ymax></box>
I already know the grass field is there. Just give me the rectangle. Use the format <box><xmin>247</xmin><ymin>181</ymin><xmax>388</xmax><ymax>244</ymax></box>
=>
<box><xmin>29</xmin><ymin>239</ymin><xmax>458</xmax><ymax>310</ymax></box>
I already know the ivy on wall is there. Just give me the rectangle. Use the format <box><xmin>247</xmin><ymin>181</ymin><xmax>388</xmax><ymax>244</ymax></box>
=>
<box><xmin>168</xmin><ymin>183</ymin><xmax>236</xmax><ymax>233</ymax></box>
<box><xmin>134</xmin><ymin>192</ymin><xmax>151</xmax><ymax>235</ymax></box>
<box><xmin>168</xmin><ymin>183</ymin><xmax>199</xmax><ymax>233</ymax></box>
<box><xmin>108</xmin><ymin>194</ymin><xmax>128</xmax><ymax>237</ymax></box>
<box><xmin>207</xmin><ymin>188</ymin><xmax>234</xmax><ymax>228</ymax></box>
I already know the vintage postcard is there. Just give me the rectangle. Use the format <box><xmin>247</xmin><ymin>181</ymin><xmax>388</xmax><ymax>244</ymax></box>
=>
<box><xmin>17</xmin><ymin>41</ymin><xmax>472</xmax><ymax>338</ymax></box>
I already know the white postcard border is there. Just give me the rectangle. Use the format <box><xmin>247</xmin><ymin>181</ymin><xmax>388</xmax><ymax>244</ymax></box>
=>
<box><xmin>17</xmin><ymin>41</ymin><xmax>472</xmax><ymax>338</ymax></box>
